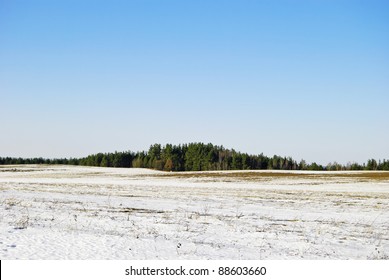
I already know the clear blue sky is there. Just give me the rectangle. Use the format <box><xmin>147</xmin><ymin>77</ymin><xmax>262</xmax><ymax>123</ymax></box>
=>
<box><xmin>1</xmin><ymin>0</ymin><xmax>388</xmax><ymax>165</ymax></box>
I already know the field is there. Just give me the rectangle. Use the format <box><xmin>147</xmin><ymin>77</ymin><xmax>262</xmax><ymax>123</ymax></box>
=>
<box><xmin>1</xmin><ymin>165</ymin><xmax>388</xmax><ymax>259</ymax></box>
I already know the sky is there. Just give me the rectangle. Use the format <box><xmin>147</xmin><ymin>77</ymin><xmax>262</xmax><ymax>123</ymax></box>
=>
<box><xmin>1</xmin><ymin>0</ymin><xmax>388</xmax><ymax>165</ymax></box>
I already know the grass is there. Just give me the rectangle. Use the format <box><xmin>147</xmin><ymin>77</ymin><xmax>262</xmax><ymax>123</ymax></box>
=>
<box><xmin>155</xmin><ymin>170</ymin><xmax>389</xmax><ymax>181</ymax></box>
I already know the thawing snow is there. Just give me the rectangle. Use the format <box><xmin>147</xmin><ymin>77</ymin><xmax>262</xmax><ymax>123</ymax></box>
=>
<box><xmin>0</xmin><ymin>165</ymin><xmax>388</xmax><ymax>259</ymax></box>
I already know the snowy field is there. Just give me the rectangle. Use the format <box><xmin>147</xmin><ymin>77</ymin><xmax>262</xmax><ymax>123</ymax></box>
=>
<box><xmin>0</xmin><ymin>165</ymin><xmax>388</xmax><ymax>260</ymax></box>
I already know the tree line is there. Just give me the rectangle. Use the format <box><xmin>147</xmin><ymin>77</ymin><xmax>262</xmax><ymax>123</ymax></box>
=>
<box><xmin>1</xmin><ymin>143</ymin><xmax>388</xmax><ymax>171</ymax></box>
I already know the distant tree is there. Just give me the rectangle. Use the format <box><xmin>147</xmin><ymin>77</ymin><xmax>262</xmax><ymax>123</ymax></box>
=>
<box><xmin>1</xmin><ymin>143</ymin><xmax>387</xmax><ymax>172</ymax></box>
<box><xmin>307</xmin><ymin>162</ymin><xmax>324</xmax><ymax>171</ymax></box>
<box><xmin>164</xmin><ymin>159</ymin><xmax>173</xmax><ymax>171</ymax></box>
<box><xmin>132</xmin><ymin>156</ymin><xmax>144</xmax><ymax>168</ymax></box>
<box><xmin>100</xmin><ymin>156</ymin><xmax>108</xmax><ymax>167</ymax></box>
<box><xmin>366</xmin><ymin>159</ymin><xmax>378</xmax><ymax>170</ymax></box>
<box><xmin>299</xmin><ymin>159</ymin><xmax>307</xmax><ymax>170</ymax></box>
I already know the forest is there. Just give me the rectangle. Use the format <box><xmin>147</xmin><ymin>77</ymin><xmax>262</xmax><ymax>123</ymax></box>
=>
<box><xmin>1</xmin><ymin>143</ymin><xmax>388</xmax><ymax>171</ymax></box>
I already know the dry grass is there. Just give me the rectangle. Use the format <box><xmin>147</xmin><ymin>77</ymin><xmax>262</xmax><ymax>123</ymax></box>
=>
<box><xmin>155</xmin><ymin>170</ymin><xmax>389</xmax><ymax>181</ymax></box>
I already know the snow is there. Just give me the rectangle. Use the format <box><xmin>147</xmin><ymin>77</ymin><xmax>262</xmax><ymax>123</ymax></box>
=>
<box><xmin>0</xmin><ymin>165</ymin><xmax>388</xmax><ymax>259</ymax></box>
